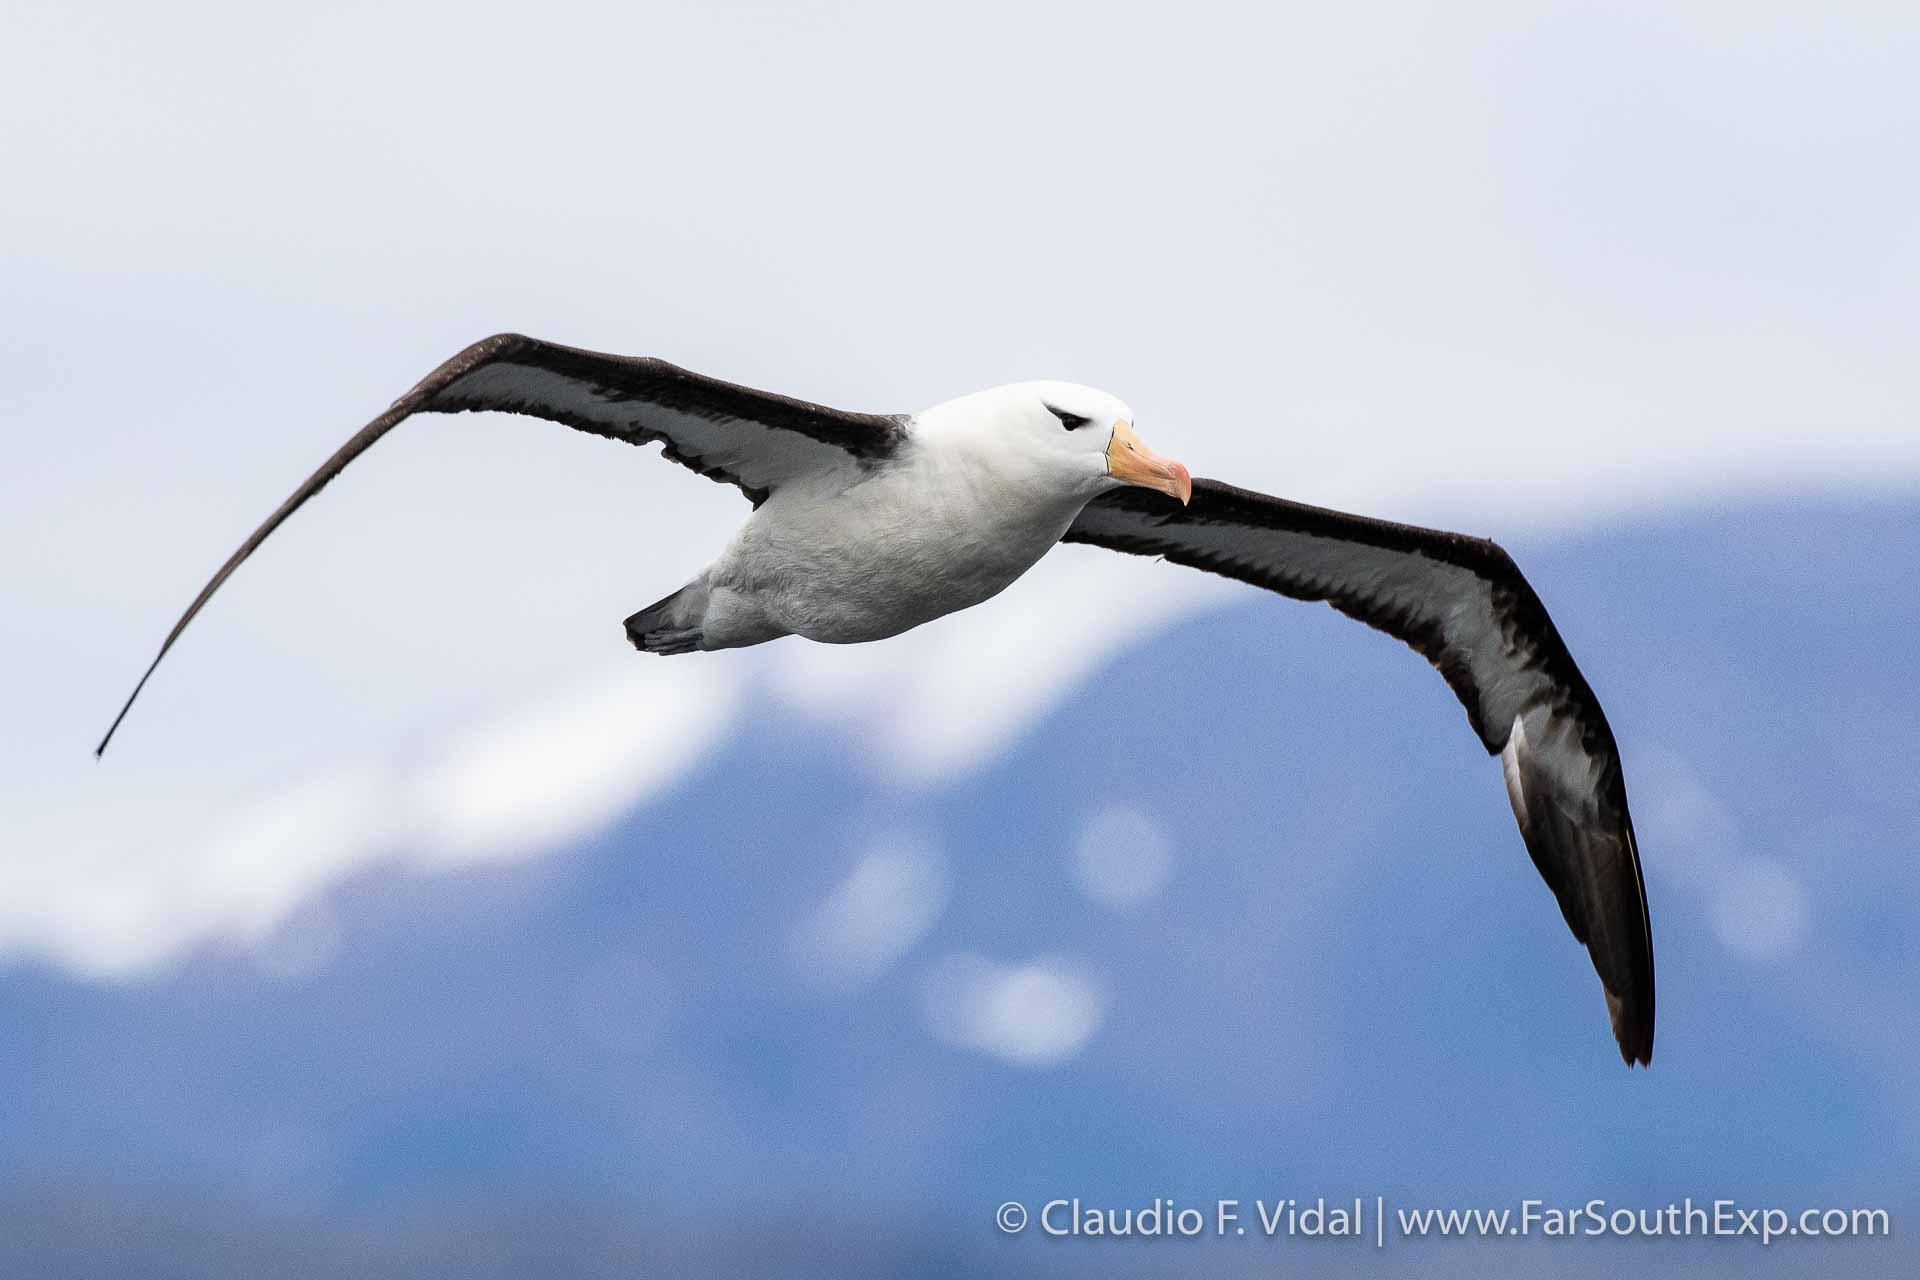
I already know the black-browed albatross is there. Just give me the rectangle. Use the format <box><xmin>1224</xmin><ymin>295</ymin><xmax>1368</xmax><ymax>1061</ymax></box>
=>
<box><xmin>97</xmin><ymin>334</ymin><xmax>1655</xmax><ymax>1066</ymax></box>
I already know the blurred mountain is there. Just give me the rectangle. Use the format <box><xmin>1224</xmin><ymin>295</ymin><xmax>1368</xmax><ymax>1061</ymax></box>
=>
<box><xmin>2</xmin><ymin>496</ymin><xmax>1914</xmax><ymax>1278</ymax></box>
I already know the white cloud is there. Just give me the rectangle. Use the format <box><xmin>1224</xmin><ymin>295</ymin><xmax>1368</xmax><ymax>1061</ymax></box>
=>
<box><xmin>919</xmin><ymin>952</ymin><xmax>1105</xmax><ymax>1068</ymax></box>
<box><xmin>5</xmin><ymin>1</ymin><xmax>1914</xmax><ymax>981</ymax></box>
<box><xmin>1708</xmin><ymin>859</ymin><xmax>1813</xmax><ymax>963</ymax></box>
<box><xmin>408</xmin><ymin>660</ymin><xmax>741</xmax><ymax>863</ymax></box>
<box><xmin>1628</xmin><ymin>745</ymin><xmax>1742</xmax><ymax>890</ymax></box>
<box><xmin>791</xmin><ymin>833</ymin><xmax>949</xmax><ymax>990</ymax></box>
<box><xmin>1071</xmin><ymin>803</ymin><xmax>1176</xmax><ymax>910</ymax></box>
<box><xmin>0</xmin><ymin>662</ymin><xmax>743</xmax><ymax>978</ymax></box>
<box><xmin>192</xmin><ymin>762</ymin><xmax>395</xmax><ymax>937</ymax></box>
<box><xmin>0</xmin><ymin>761</ymin><xmax>392</xmax><ymax>978</ymax></box>
<box><xmin>1632</xmin><ymin>746</ymin><xmax>1814</xmax><ymax>963</ymax></box>
<box><xmin>762</xmin><ymin>552</ymin><xmax>1229</xmax><ymax>786</ymax></box>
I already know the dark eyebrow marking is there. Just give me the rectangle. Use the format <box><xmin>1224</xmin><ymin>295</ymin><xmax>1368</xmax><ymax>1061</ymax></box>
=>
<box><xmin>1044</xmin><ymin>403</ymin><xmax>1093</xmax><ymax>431</ymax></box>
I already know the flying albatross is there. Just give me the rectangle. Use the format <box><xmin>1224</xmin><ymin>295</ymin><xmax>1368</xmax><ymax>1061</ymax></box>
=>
<box><xmin>97</xmin><ymin>333</ymin><xmax>1655</xmax><ymax>1066</ymax></box>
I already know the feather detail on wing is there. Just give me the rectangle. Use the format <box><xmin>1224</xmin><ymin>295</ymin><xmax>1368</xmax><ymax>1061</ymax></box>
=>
<box><xmin>1066</xmin><ymin>479</ymin><xmax>1655</xmax><ymax>1065</ymax></box>
<box><xmin>94</xmin><ymin>334</ymin><xmax>904</xmax><ymax>755</ymax></box>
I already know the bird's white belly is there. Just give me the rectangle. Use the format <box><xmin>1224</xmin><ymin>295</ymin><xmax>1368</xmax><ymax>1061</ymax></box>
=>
<box><xmin>710</xmin><ymin>464</ymin><xmax>1083</xmax><ymax>645</ymax></box>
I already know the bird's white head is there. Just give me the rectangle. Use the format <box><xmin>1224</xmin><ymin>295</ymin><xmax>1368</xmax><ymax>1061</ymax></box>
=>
<box><xmin>919</xmin><ymin>380</ymin><xmax>1192</xmax><ymax>506</ymax></box>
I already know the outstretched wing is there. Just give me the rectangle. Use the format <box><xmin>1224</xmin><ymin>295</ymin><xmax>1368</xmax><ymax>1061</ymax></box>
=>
<box><xmin>1065</xmin><ymin>478</ymin><xmax>1655</xmax><ymax>1066</ymax></box>
<box><xmin>95</xmin><ymin>334</ymin><xmax>906</xmax><ymax>755</ymax></box>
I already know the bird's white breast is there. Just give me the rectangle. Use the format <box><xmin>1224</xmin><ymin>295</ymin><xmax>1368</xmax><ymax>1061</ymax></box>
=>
<box><xmin>708</xmin><ymin>435</ymin><xmax>1088</xmax><ymax>645</ymax></box>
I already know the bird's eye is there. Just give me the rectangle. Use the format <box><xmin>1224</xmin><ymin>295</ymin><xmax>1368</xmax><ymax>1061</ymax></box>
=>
<box><xmin>1045</xmin><ymin>404</ymin><xmax>1093</xmax><ymax>431</ymax></box>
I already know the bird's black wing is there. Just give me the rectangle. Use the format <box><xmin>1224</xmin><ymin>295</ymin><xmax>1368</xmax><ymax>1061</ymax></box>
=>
<box><xmin>95</xmin><ymin>334</ymin><xmax>906</xmax><ymax>755</ymax></box>
<box><xmin>1065</xmin><ymin>479</ymin><xmax>1654</xmax><ymax>1065</ymax></box>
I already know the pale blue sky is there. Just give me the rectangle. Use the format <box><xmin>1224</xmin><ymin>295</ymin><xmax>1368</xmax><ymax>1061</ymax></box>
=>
<box><xmin>4</xmin><ymin>6</ymin><xmax>1919</xmax><ymax>1275</ymax></box>
<box><xmin>2</xmin><ymin>0</ymin><xmax>1915</xmax><ymax>999</ymax></box>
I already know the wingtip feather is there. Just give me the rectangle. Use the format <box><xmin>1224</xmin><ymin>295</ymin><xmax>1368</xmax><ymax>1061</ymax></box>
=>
<box><xmin>1605</xmin><ymin>987</ymin><xmax>1655</xmax><ymax>1067</ymax></box>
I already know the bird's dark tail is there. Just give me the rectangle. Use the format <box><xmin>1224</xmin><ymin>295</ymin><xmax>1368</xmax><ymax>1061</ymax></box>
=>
<box><xmin>623</xmin><ymin>583</ymin><xmax>707</xmax><ymax>656</ymax></box>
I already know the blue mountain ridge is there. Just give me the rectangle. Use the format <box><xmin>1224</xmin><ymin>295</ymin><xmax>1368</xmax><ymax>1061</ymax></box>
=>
<box><xmin>2</xmin><ymin>495</ymin><xmax>1914</xmax><ymax>1278</ymax></box>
